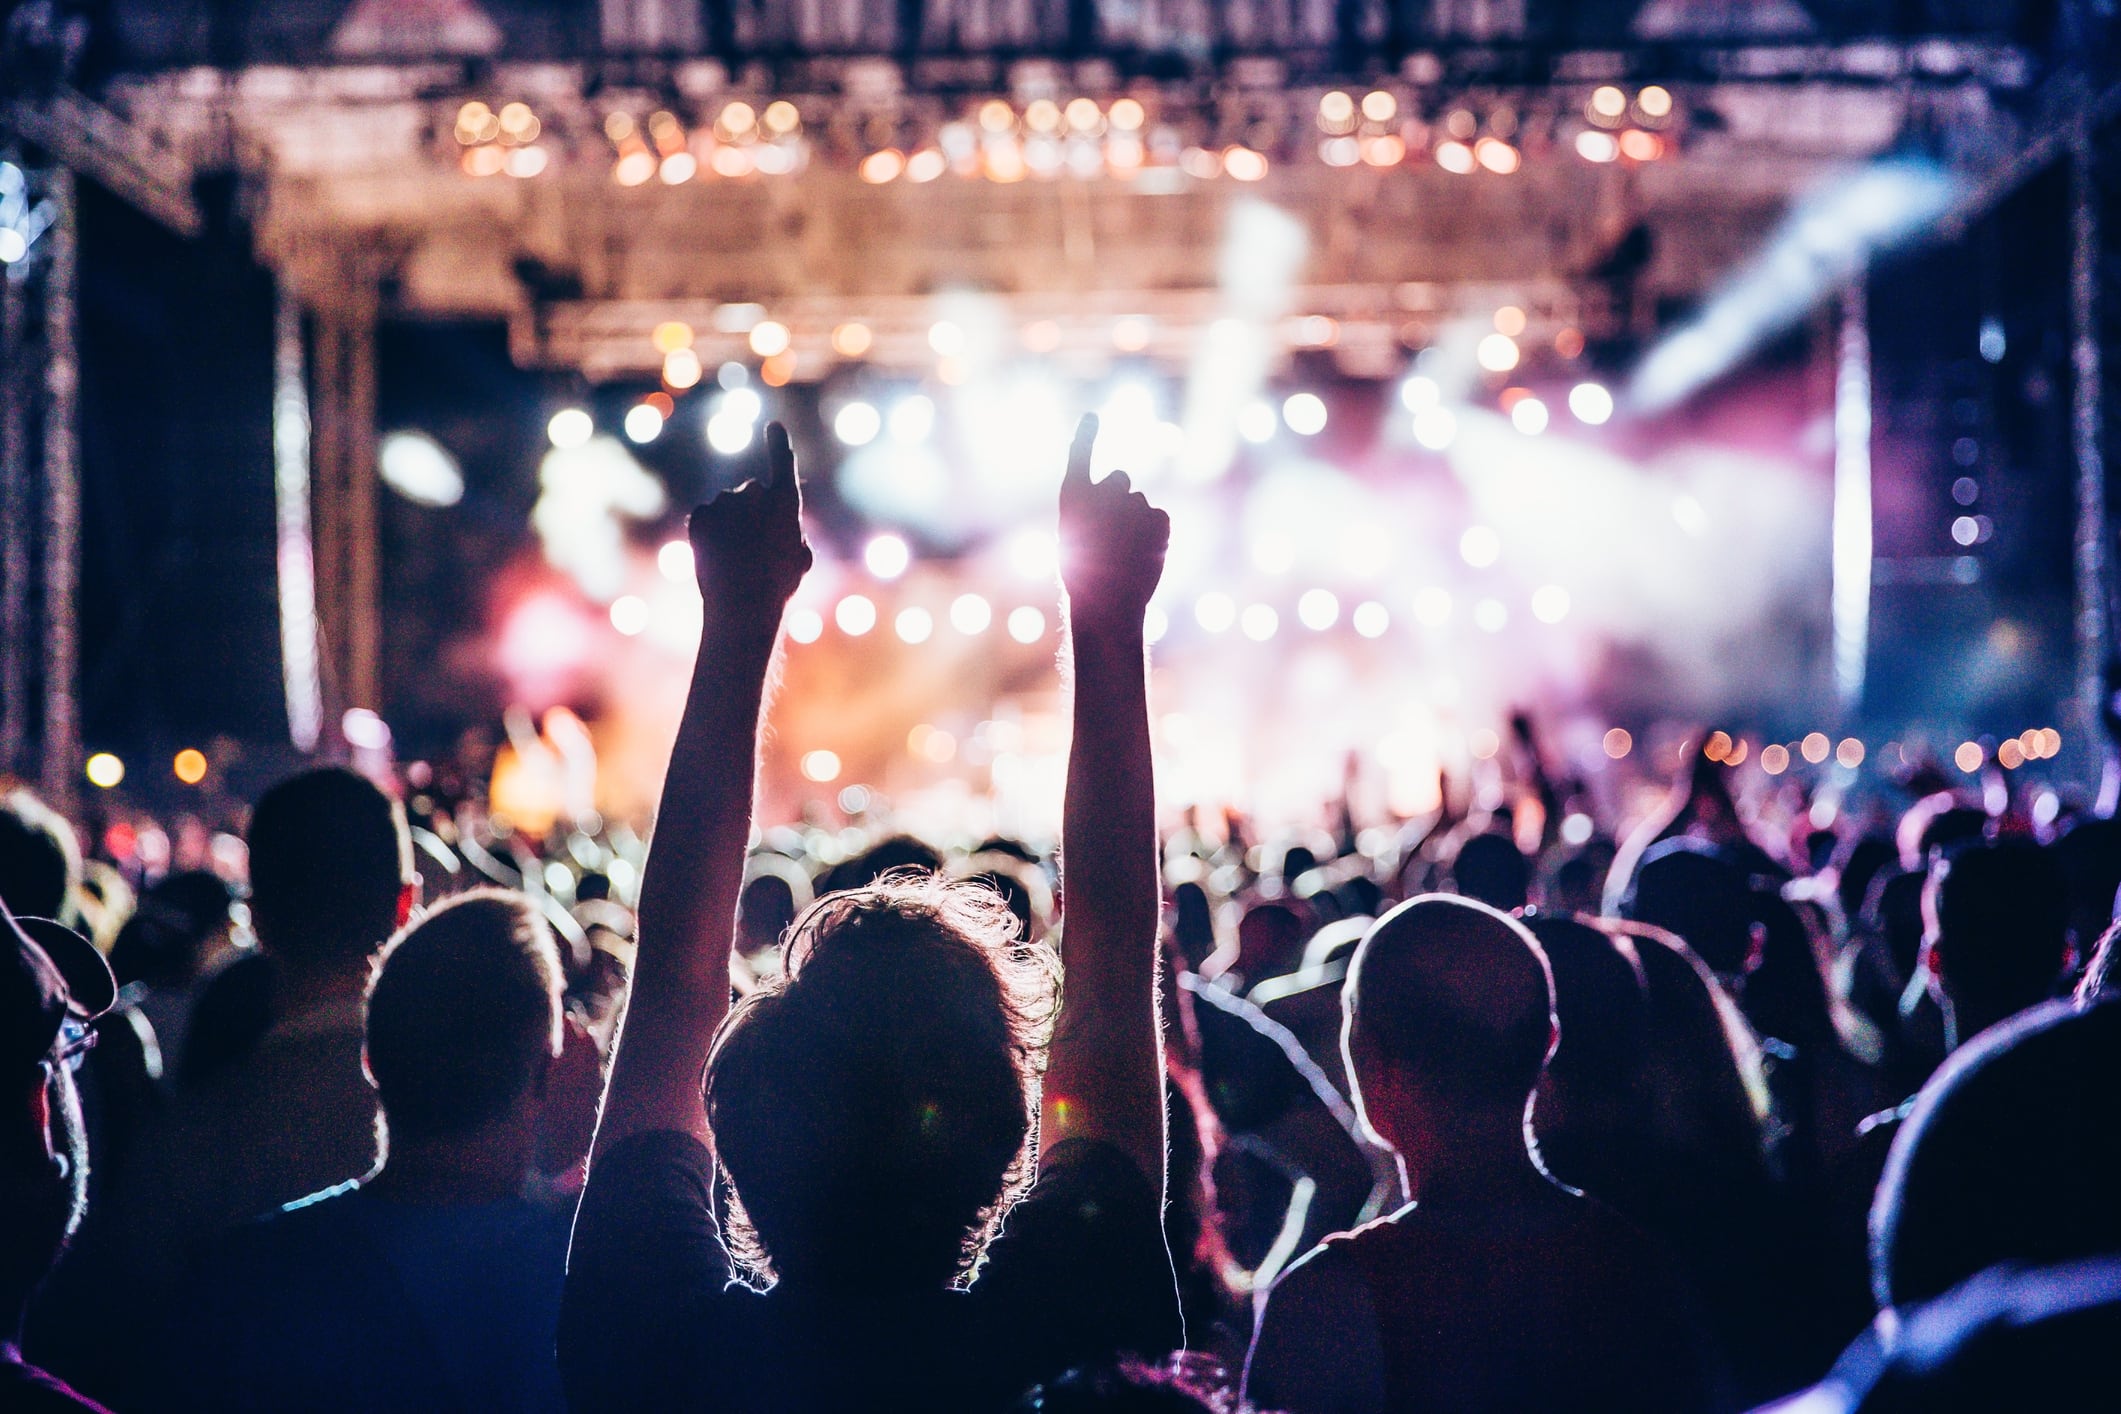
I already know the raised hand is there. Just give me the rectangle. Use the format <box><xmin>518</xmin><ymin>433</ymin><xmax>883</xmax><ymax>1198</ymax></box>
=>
<box><xmin>1058</xmin><ymin>414</ymin><xmax>1170</xmax><ymax>632</ymax></box>
<box><xmin>688</xmin><ymin>421</ymin><xmax>813</xmax><ymax>617</ymax></box>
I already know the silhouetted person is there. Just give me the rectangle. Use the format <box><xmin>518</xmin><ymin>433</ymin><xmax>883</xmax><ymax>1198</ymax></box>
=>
<box><xmin>1916</xmin><ymin>839</ymin><xmax>2069</xmax><ymax>1051</ymax></box>
<box><xmin>0</xmin><ymin>903</ymin><xmax>115</xmax><ymax>1412</ymax></box>
<box><xmin>0</xmin><ymin>792</ymin><xmax>82</xmax><ymax>927</ymax></box>
<box><xmin>1245</xmin><ymin>895</ymin><xmax>1717</xmax><ymax>1414</ymax></box>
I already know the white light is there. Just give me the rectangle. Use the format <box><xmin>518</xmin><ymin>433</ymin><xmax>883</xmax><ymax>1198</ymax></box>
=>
<box><xmin>1195</xmin><ymin>592</ymin><xmax>1236</xmax><ymax>634</ymax></box>
<box><xmin>1531</xmin><ymin>585</ymin><xmax>1572</xmax><ymax>623</ymax></box>
<box><xmin>1560</xmin><ymin>812</ymin><xmax>1595</xmax><ymax>845</ymax></box>
<box><xmin>748</xmin><ymin>320</ymin><xmax>792</xmax><ymax>358</ymax></box>
<box><xmin>1240</xmin><ymin>604</ymin><xmax>1279</xmax><ymax>641</ymax></box>
<box><xmin>1297</xmin><ymin>588</ymin><xmax>1340</xmax><ymax>631</ymax></box>
<box><xmin>547</xmin><ymin>408</ymin><xmax>593</xmax><ymax>449</ymax></box>
<box><xmin>835</xmin><ymin>594</ymin><xmax>877</xmax><ymax>635</ymax></box>
<box><xmin>800</xmin><ymin>749</ymin><xmax>842</xmax><ymax>783</ymax></box>
<box><xmin>1400</xmin><ymin>375</ymin><xmax>1440</xmax><ymax>411</ymax></box>
<box><xmin>1005</xmin><ymin>528</ymin><xmax>1059</xmax><ymax>581</ymax></box>
<box><xmin>377</xmin><ymin>431</ymin><xmax>465</xmax><ymax>507</ymax></box>
<box><xmin>950</xmin><ymin>593</ymin><xmax>993</xmax><ymax>634</ymax></box>
<box><xmin>787</xmin><ymin>607</ymin><xmax>824</xmax><ymax>643</ymax></box>
<box><xmin>342</xmin><ymin>708</ymin><xmax>392</xmax><ymax>751</ymax></box>
<box><xmin>1474</xmin><ymin>598</ymin><xmax>1509</xmax><ymax>632</ymax></box>
<box><xmin>624</xmin><ymin>404</ymin><xmax>665</xmax><ymax>443</ymax></box>
<box><xmin>721</xmin><ymin>387</ymin><xmax>763</xmax><ymax>423</ymax></box>
<box><xmin>894</xmin><ymin>606</ymin><xmax>934</xmax><ymax>643</ymax></box>
<box><xmin>707</xmin><ymin>415</ymin><xmax>754</xmax><ymax>456</ymax></box>
<box><xmin>928</xmin><ymin>320</ymin><xmax>966</xmax><ymax>357</ymax></box>
<box><xmin>864</xmin><ymin>533</ymin><xmax>912</xmax><ymax>580</ymax></box>
<box><xmin>1951</xmin><ymin>515</ymin><xmax>1979</xmax><ymax>547</ymax></box>
<box><xmin>0</xmin><ymin>229</ymin><xmax>26</xmax><ymax>264</ymax></box>
<box><xmin>1672</xmin><ymin>495</ymin><xmax>1708</xmax><ymax>537</ymax></box>
<box><xmin>1460</xmin><ymin>525</ymin><xmax>1501</xmax><ymax>568</ymax></box>
<box><xmin>1144</xmin><ymin>604</ymin><xmax>1169</xmax><ymax>643</ymax></box>
<box><xmin>1412</xmin><ymin>406</ymin><xmax>1458</xmax><ymax>450</ymax></box>
<box><xmin>1476</xmin><ymin>334</ymin><xmax>1520</xmax><ymax>373</ymax></box>
<box><xmin>1413</xmin><ymin>586</ymin><xmax>1453</xmax><ymax>625</ymax></box>
<box><xmin>1510</xmin><ymin>397</ymin><xmax>1549</xmax><ymax>435</ymax></box>
<box><xmin>1568</xmin><ymin>382</ymin><xmax>1614</xmax><ymax>425</ymax></box>
<box><xmin>1238</xmin><ymin>400</ymin><xmax>1278</xmax><ymax>444</ymax></box>
<box><xmin>658</xmin><ymin>540</ymin><xmax>694</xmax><ymax>581</ymax></box>
<box><xmin>609</xmin><ymin>595</ymin><xmax>650</xmax><ymax>635</ymax></box>
<box><xmin>1352</xmin><ymin>600</ymin><xmax>1390</xmax><ymax>637</ymax></box>
<box><xmin>1282</xmin><ymin>392</ymin><xmax>1328</xmax><ymax>436</ymax></box>
<box><xmin>834</xmin><ymin>401</ymin><xmax>881</xmax><ymax>446</ymax></box>
<box><xmin>1007</xmin><ymin>606</ymin><xmax>1048</xmax><ymax>643</ymax></box>
<box><xmin>887</xmin><ymin>396</ymin><xmax>934</xmax><ymax>446</ymax></box>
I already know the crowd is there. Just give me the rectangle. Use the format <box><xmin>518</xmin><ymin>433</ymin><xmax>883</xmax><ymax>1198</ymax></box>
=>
<box><xmin>2</xmin><ymin>415</ymin><xmax>2117</xmax><ymax>1412</ymax></box>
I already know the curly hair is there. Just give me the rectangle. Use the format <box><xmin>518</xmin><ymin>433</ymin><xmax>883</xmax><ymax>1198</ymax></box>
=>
<box><xmin>704</xmin><ymin>869</ymin><xmax>1060</xmax><ymax>1290</ymax></box>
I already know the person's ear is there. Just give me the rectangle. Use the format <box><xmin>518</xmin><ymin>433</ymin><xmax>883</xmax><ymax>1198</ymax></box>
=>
<box><xmin>396</xmin><ymin>882</ymin><xmax>416</xmax><ymax>929</ymax></box>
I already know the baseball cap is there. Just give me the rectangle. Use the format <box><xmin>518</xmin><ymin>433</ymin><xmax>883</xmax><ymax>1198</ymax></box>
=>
<box><xmin>3</xmin><ymin>900</ymin><xmax>116</xmax><ymax>1073</ymax></box>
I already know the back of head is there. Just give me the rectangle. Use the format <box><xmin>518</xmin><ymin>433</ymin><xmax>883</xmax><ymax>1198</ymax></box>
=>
<box><xmin>0</xmin><ymin>791</ymin><xmax>81</xmax><ymax>925</ymax></box>
<box><xmin>706</xmin><ymin>872</ymin><xmax>1056</xmax><ymax>1289</ymax></box>
<box><xmin>1928</xmin><ymin>839</ymin><xmax>2069</xmax><ymax>1023</ymax></box>
<box><xmin>249</xmin><ymin>767</ymin><xmax>410</xmax><ymax>966</ymax></box>
<box><xmin>109</xmin><ymin>869</ymin><xmax>236</xmax><ymax>990</ymax></box>
<box><xmin>1621</xmin><ymin>840</ymin><xmax>1758</xmax><ymax>978</ymax></box>
<box><xmin>1871</xmin><ymin>996</ymin><xmax>2121</xmax><ymax>1310</ymax></box>
<box><xmin>1448</xmin><ymin>832</ymin><xmax>1530</xmax><ymax>913</ymax></box>
<box><xmin>817</xmin><ymin>834</ymin><xmax>943</xmax><ymax>896</ymax></box>
<box><xmin>364</xmin><ymin>889</ymin><xmax>562</xmax><ymax>1145</ymax></box>
<box><xmin>1344</xmin><ymin>894</ymin><xmax>1555</xmax><ymax>1114</ymax></box>
<box><xmin>1235</xmin><ymin>901</ymin><xmax>1305</xmax><ymax>982</ymax></box>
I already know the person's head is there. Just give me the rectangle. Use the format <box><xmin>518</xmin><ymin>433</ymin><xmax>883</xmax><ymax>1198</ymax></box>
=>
<box><xmin>0</xmin><ymin>791</ymin><xmax>81</xmax><ymax>926</ymax></box>
<box><xmin>109</xmin><ymin>869</ymin><xmax>238</xmax><ymax>991</ymax></box>
<box><xmin>1523</xmin><ymin>913</ymin><xmax>1651</xmax><ymax>1198</ymax></box>
<box><xmin>0</xmin><ymin>906</ymin><xmax>112</xmax><ymax>1318</ymax></box>
<box><xmin>1620</xmin><ymin>839</ymin><xmax>1761</xmax><ymax>980</ymax></box>
<box><xmin>1871</xmin><ymin>997</ymin><xmax>2121</xmax><ymax>1310</ymax></box>
<box><xmin>705</xmin><ymin>871</ymin><xmax>1057</xmax><ymax>1291</ymax></box>
<box><xmin>1922</xmin><ymin>839</ymin><xmax>2069</xmax><ymax>1037</ymax></box>
<box><xmin>1536</xmin><ymin>839</ymin><xmax>1613</xmax><ymax>917</ymax></box>
<box><xmin>1233</xmin><ymin>900</ymin><xmax>1305</xmax><ymax>982</ymax></box>
<box><xmin>247</xmin><ymin>767</ymin><xmax>413</xmax><ymax>970</ymax></box>
<box><xmin>1169</xmin><ymin>880</ymin><xmax>1215</xmax><ymax>972</ymax></box>
<box><xmin>1448</xmin><ymin>832</ymin><xmax>1530</xmax><ymax>913</ymax></box>
<box><xmin>364</xmin><ymin>889</ymin><xmax>563</xmax><ymax>1157</ymax></box>
<box><xmin>1341</xmin><ymin>894</ymin><xmax>1556</xmax><ymax>1166</ymax></box>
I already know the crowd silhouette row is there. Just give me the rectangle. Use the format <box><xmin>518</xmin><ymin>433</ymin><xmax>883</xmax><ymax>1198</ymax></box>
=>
<box><xmin>2</xmin><ymin>417</ymin><xmax>2117</xmax><ymax>1412</ymax></box>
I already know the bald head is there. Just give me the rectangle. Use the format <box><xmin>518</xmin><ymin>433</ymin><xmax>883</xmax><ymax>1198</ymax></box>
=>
<box><xmin>1344</xmin><ymin>894</ymin><xmax>1557</xmax><ymax>1110</ymax></box>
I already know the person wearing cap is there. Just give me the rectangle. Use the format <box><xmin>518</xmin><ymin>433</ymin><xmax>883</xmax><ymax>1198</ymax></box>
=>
<box><xmin>0</xmin><ymin>902</ymin><xmax>115</xmax><ymax>1413</ymax></box>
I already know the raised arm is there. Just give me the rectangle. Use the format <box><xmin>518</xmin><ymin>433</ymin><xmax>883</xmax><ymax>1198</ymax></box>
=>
<box><xmin>592</xmin><ymin>423</ymin><xmax>811</xmax><ymax>1157</ymax></box>
<box><xmin>1044</xmin><ymin>414</ymin><xmax>1171</xmax><ymax>1185</ymax></box>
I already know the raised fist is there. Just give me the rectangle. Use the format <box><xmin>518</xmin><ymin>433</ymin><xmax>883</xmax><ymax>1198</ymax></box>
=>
<box><xmin>1058</xmin><ymin>414</ymin><xmax>1170</xmax><ymax>632</ymax></box>
<box><xmin>688</xmin><ymin>421</ymin><xmax>813</xmax><ymax>617</ymax></box>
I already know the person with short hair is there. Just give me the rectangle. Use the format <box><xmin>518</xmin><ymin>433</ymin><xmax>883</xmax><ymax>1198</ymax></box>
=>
<box><xmin>0</xmin><ymin>792</ymin><xmax>84</xmax><ymax>927</ymax></box>
<box><xmin>1917</xmin><ymin>839</ymin><xmax>2070</xmax><ymax>1051</ymax></box>
<box><xmin>558</xmin><ymin>419</ymin><xmax>1180</xmax><ymax>1410</ymax></box>
<box><xmin>161</xmin><ymin>888</ymin><xmax>595</xmax><ymax>1412</ymax></box>
<box><xmin>1244</xmin><ymin>894</ymin><xmax>1718</xmax><ymax>1414</ymax></box>
<box><xmin>0</xmin><ymin>901</ymin><xmax>116</xmax><ymax>1412</ymax></box>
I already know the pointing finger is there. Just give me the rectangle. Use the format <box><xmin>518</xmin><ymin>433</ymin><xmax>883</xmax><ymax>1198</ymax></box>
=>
<box><xmin>1065</xmin><ymin>413</ymin><xmax>1098</xmax><ymax>490</ymax></box>
<box><xmin>763</xmin><ymin>422</ymin><xmax>801</xmax><ymax>510</ymax></box>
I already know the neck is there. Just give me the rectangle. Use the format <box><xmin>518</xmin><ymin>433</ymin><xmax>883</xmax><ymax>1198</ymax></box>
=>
<box><xmin>1398</xmin><ymin>1104</ymin><xmax>1551</xmax><ymax>1208</ymax></box>
<box><xmin>368</xmin><ymin>1115</ymin><xmax>535</xmax><ymax>1203</ymax></box>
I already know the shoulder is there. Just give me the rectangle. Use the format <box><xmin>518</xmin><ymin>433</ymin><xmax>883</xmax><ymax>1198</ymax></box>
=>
<box><xmin>0</xmin><ymin>1359</ymin><xmax>113</xmax><ymax>1414</ymax></box>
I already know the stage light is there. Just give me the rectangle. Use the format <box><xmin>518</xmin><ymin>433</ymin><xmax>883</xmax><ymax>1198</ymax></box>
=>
<box><xmin>787</xmin><ymin>607</ymin><xmax>824</xmax><ymax>643</ymax></box>
<box><xmin>659</xmin><ymin>152</ymin><xmax>697</xmax><ymax>184</ymax></box>
<box><xmin>748</xmin><ymin>320</ymin><xmax>791</xmax><ymax>358</ymax></box>
<box><xmin>0</xmin><ymin>230</ymin><xmax>25</xmax><ymax>264</ymax></box>
<box><xmin>1951</xmin><ymin>515</ymin><xmax>1983</xmax><ymax>547</ymax></box>
<box><xmin>1459</xmin><ymin>525</ymin><xmax>1501</xmax><ymax>568</ymax></box>
<box><xmin>1195</xmin><ymin>592</ymin><xmax>1236</xmax><ymax>634</ymax></box>
<box><xmin>1470</xmin><ymin>728</ymin><xmax>1500</xmax><ymax>760</ymax></box>
<box><xmin>1473</xmin><ymin>599</ymin><xmax>1508</xmax><ymax>632</ymax></box>
<box><xmin>1602</xmin><ymin>728</ymin><xmax>1632</xmax><ymax>760</ymax></box>
<box><xmin>1761</xmin><ymin>744</ymin><xmax>1790</xmax><ymax>774</ymax></box>
<box><xmin>888</xmin><ymin>395</ymin><xmax>936</xmax><ymax>446</ymax></box>
<box><xmin>1297</xmin><ymin>589</ymin><xmax>1340</xmax><ymax>631</ymax></box>
<box><xmin>1352</xmin><ymin>601</ymin><xmax>1389</xmax><ymax>638</ymax></box>
<box><xmin>343</xmin><ymin>708</ymin><xmax>391</xmax><ymax>750</ymax></box>
<box><xmin>2040</xmin><ymin>727</ymin><xmax>2062</xmax><ymax>756</ymax></box>
<box><xmin>1361</xmin><ymin>135</ymin><xmax>1406</xmax><ymax>166</ymax></box>
<box><xmin>547</xmin><ymin>408</ymin><xmax>593</xmax><ymax>449</ymax></box>
<box><xmin>1476</xmin><ymin>334</ymin><xmax>1520</xmax><ymax>373</ymax></box>
<box><xmin>1671</xmin><ymin>495</ymin><xmax>1708</xmax><ymax>536</ymax></box>
<box><xmin>707</xmin><ymin>412</ymin><xmax>754</xmax><ymax>455</ymax></box>
<box><xmin>1837</xmin><ymin>738</ymin><xmax>1865</xmax><ymax>768</ymax></box>
<box><xmin>1362</xmin><ymin>90</ymin><xmax>1397</xmax><ymax>122</ymax></box>
<box><xmin>1008</xmin><ymin>606</ymin><xmax>1048</xmax><ymax>643</ymax></box>
<box><xmin>1110</xmin><ymin>97</ymin><xmax>1145</xmax><ymax>130</ymax></box>
<box><xmin>1560</xmin><ymin>812</ymin><xmax>1594</xmax><ymax>845</ymax></box>
<box><xmin>1006</xmin><ymin>528</ymin><xmax>1058</xmax><ymax>581</ymax></box>
<box><xmin>1413</xmin><ymin>587</ymin><xmax>1453</xmax><ymax>625</ymax></box>
<box><xmin>1241</xmin><ymin>604</ymin><xmax>1279</xmax><ymax>641</ymax></box>
<box><xmin>834</xmin><ymin>401</ymin><xmax>881</xmax><ymax>447</ymax></box>
<box><xmin>652</xmin><ymin>322</ymin><xmax>693</xmax><ymax>354</ymax></box>
<box><xmin>1954</xmin><ymin>741</ymin><xmax>1983</xmax><ymax>772</ymax></box>
<box><xmin>1575</xmin><ymin>130</ymin><xmax>1619</xmax><ymax>163</ymax></box>
<box><xmin>950</xmin><ymin>593</ymin><xmax>993</xmax><ymax>634</ymax></box>
<box><xmin>712</xmin><ymin>146</ymin><xmax>754</xmax><ymax>178</ymax></box>
<box><xmin>1144</xmin><ymin>604</ymin><xmax>1169</xmax><ymax>644</ymax></box>
<box><xmin>719</xmin><ymin>102</ymin><xmax>757</xmax><ymax>135</ymax></box>
<box><xmin>928</xmin><ymin>321</ymin><xmax>966</xmax><ymax>357</ymax></box>
<box><xmin>1223</xmin><ymin>146</ymin><xmax>1269</xmax><ymax>182</ymax></box>
<box><xmin>1589</xmin><ymin>86</ymin><xmax>1627</xmax><ymax>124</ymax></box>
<box><xmin>171</xmin><ymin>748</ymin><xmax>208</xmax><ymax>785</ymax></box>
<box><xmin>835</xmin><ymin>595</ymin><xmax>877</xmax><ymax>636</ymax></box>
<box><xmin>800</xmin><ymin>749</ymin><xmax>841</xmax><ymax>783</ymax></box>
<box><xmin>1703</xmin><ymin>732</ymin><xmax>1733</xmax><ymax>762</ymax></box>
<box><xmin>624</xmin><ymin>403</ymin><xmax>665</xmax><ymax>443</ymax></box>
<box><xmin>85</xmin><ymin>753</ymin><xmax>124</xmax><ymax>789</ymax></box>
<box><xmin>1281</xmin><ymin>392</ymin><xmax>1328</xmax><ymax>436</ymax></box>
<box><xmin>895</xmin><ymin>607</ymin><xmax>934</xmax><ymax>644</ymax></box>
<box><xmin>1238</xmin><ymin>400</ymin><xmax>1277</xmax><ymax>444</ymax></box>
<box><xmin>1435</xmin><ymin>141</ymin><xmax>1475</xmax><ymax>174</ymax></box>
<box><xmin>1998</xmin><ymin>739</ymin><xmax>2024</xmax><ymax>769</ymax></box>
<box><xmin>830</xmin><ymin>322</ymin><xmax>874</xmax><ymax>359</ymax></box>
<box><xmin>658</xmin><ymin>541</ymin><xmax>694</xmax><ymax>581</ymax></box>
<box><xmin>1494</xmin><ymin>306</ymin><xmax>1527</xmax><ymax>337</ymax></box>
<box><xmin>1510</xmin><ymin>397</ymin><xmax>1549</xmax><ymax>435</ymax></box>
<box><xmin>378</xmin><ymin>431</ymin><xmax>465</xmax><ymax>507</ymax></box>
<box><xmin>614</xmin><ymin>150</ymin><xmax>656</xmax><ymax>185</ymax></box>
<box><xmin>1798</xmin><ymin>731</ymin><xmax>1828</xmax><ymax>765</ymax></box>
<box><xmin>1112</xmin><ymin>316</ymin><xmax>1153</xmax><ymax>352</ymax></box>
<box><xmin>906</xmin><ymin>148</ymin><xmax>946</xmax><ymax>182</ymax></box>
<box><xmin>1474</xmin><ymin>139</ymin><xmax>1520</xmax><ymax>174</ymax></box>
<box><xmin>1318</xmin><ymin>91</ymin><xmax>1356</xmax><ymax>127</ymax></box>
<box><xmin>1401</xmin><ymin>375</ymin><xmax>1440</xmax><ymax>411</ymax></box>
<box><xmin>1568</xmin><ymin>382</ymin><xmax>1614</xmax><ymax>425</ymax></box>
<box><xmin>1618</xmin><ymin>130</ymin><xmax>1662</xmax><ymax>162</ymax></box>
<box><xmin>455</xmin><ymin>102</ymin><xmax>496</xmax><ymax>144</ymax></box>
<box><xmin>1026</xmin><ymin>99</ymin><xmax>1061</xmax><ymax>132</ymax></box>
<box><xmin>505</xmin><ymin>147</ymin><xmax>548</xmax><ymax>178</ymax></box>
<box><xmin>609</xmin><ymin>595</ymin><xmax>650</xmax><ymax>635</ymax></box>
<box><xmin>1531</xmin><ymin>585</ymin><xmax>1571</xmax><ymax>623</ymax></box>
<box><xmin>1412</xmin><ymin>406</ymin><xmax>1458</xmax><ymax>450</ymax></box>
<box><xmin>1636</xmin><ymin>86</ymin><xmax>1673</xmax><ymax>119</ymax></box>
<box><xmin>663</xmin><ymin>348</ymin><xmax>703</xmax><ymax>389</ymax></box>
<box><xmin>864</xmin><ymin>534</ymin><xmax>911</xmax><ymax>580</ymax></box>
